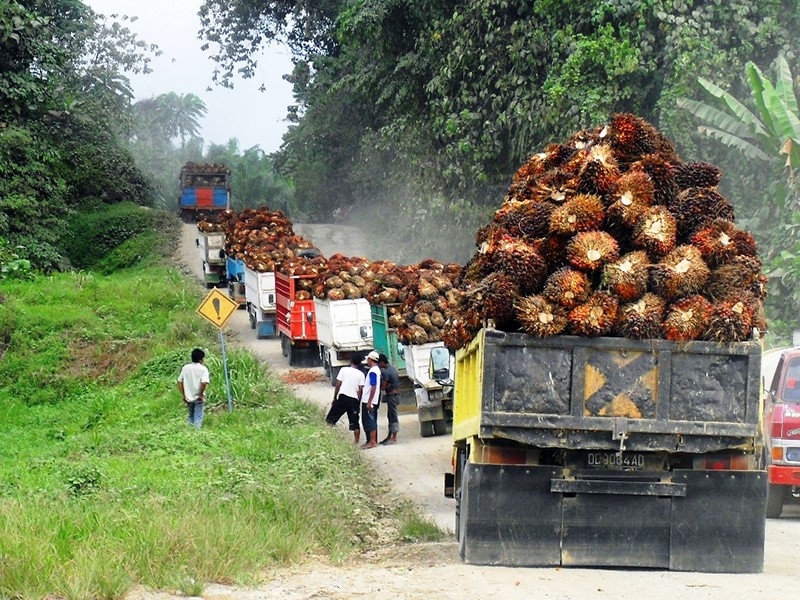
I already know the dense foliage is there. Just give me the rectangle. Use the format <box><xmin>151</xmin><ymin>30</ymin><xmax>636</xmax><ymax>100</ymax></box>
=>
<box><xmin>0</xmin><ymin>1</ymin><xmax>157</xmax><ymax>270</ymax></box>
<box><xmin>200</xmin><ymin>0</ymin><xmax>800</xmax><ymax>341</ymax></box>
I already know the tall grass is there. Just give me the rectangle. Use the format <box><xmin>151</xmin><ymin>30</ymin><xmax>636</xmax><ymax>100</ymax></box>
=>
<box><xmin>0</xmin><ymin>266</ymin><xmax>386</xmax><ymax>598</ymax></box>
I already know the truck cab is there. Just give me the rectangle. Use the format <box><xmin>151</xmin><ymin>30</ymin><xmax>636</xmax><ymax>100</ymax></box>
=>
<box><xmin>402</xmin><ymin>342</ymin><xmax>453</xmax><ymax>437</ymax></box>
<box><xmin>763</xmin><ymin>346</ymin><xmax>800</xmax><ymax>517</ymax></box>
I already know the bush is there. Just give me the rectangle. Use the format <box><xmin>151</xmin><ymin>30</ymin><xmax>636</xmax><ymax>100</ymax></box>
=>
<box><xmin>62</xmin><ymin>204</ymin><xmax>179</xmax><ymax>270</ymax></box>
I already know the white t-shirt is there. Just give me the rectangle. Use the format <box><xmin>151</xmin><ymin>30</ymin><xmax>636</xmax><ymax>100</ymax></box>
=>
<box><xmin>178</xmin><ymin>362</ymin><xmax>210</xmax><ymax>401</ymax></box>
<box><xmin>362</xmin><ymin>365</ymin><xmax>381</xmax><ymax>405</ymax></box>
<box><xmin>337</xmin><ymin>366</ymin><xmax>365</xmax><ymax>399</ymax></box>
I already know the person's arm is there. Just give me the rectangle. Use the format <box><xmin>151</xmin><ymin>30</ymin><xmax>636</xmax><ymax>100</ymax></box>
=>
<box><xmin>357</xmin><ymin>384</ymin><xmax>363</xmax><ymax>401</ymax></box>
<box><xmin>178</xmin><ymin>381</ymin><xmax>188</xmax><ymax>403</ymax></box>
<box><xmin>367</xmin><ymin>371</ymin><xmax>378</xmax><ymax>408</ymax></box>
<box><xmin>197</xmin><ymin>381</ymin><xmax>208</xmax><ymax>403</ymax></box>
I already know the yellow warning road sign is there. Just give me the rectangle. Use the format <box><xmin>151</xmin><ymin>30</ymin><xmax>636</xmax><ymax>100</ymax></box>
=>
<box><xmin>197</xmin><ymin>288</ymin><xmax>239</xmax><ymax>329</ymax></box>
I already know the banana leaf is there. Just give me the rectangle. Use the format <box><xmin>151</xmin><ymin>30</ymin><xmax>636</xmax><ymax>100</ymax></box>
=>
<box><xmin>695</xmin><ymin>125</ymin><xmax>772</xmax><ymax>161</ymax></box>
<box><xmin>697</xmin><ymin>77</ymin><xmax>768</xmax><ymax>139</ymax></box>
<box><xmin>676</xmin><ymin>97</ymin><xmax>756</xmax><ymax>139</ymax></box>
<box><xmin>745</xmin><ymin>62</ymin><xmax>777</xmax><ymax>140</ymax></box>
<box><xmin>775</xmin><ymin>55</ymin><xmax>799</xmax><ymax>117</ymax></box>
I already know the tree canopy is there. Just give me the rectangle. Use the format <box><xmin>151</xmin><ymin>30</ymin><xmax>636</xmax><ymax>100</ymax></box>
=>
<box><xmin>199</xmin><ymin>0</ymin><xmax>800</xmax><ymax>341</ymax></box>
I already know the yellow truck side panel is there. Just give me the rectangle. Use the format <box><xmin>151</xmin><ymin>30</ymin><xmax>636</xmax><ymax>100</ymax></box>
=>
<box><xmin>453</xmin><ymin>329</ymin><xmax>485</xmax><ymax>441</ymax></box>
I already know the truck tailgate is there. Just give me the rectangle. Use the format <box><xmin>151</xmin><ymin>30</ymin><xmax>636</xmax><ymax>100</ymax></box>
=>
<box><xmin>314</xmin><ymin>298</ymin><xmax>372</xmax><ymax>349</ymax></box>
<box><xmin>454</xmin><ymin>329</ymin><xmax>762</xmax><ymax>453</ymax></box>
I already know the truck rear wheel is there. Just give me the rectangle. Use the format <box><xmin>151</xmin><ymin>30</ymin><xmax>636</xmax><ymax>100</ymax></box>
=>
<box><xmin>766</xmin><ymin>484</ymin><xmax>785</xmax><ymax>518</ymax></box>
<box><xmin>280</xmin><ymin>334</ymin><xmax>288</xmax><ymax>357</ymax></box>
<box><xmin>433</xmin><ymin>419</ymin><xmax>449</xmax><ymax>436</ymax></box>
<box><xmin>329</xmin><ymin>365</ymin><xmax>340</xmax><ymax>386</ymax></box>
<box><xmin>287</xmin><ymin>343</ymin><xmax>296</xmax><ymax>366</ymax></box>
<box><xmin>419</xmin><ymin>420</ymin><xmax>435</xmax><ymax>438</ymax></box>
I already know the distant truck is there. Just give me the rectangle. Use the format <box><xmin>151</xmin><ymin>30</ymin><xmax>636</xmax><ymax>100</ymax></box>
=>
<box><xmin>441</xmin><ymin>329</ymin><xmax>766</xmax><ymax>572</ymax></box>
<box><xmin>196</xmin><ymin>230</ymin><xmax>225</xmax><ymax>288</ymax></box>
<box><xmin>276</xmin><ymin>271</ymin><xmax>321</xmax><ymax>367</ymax></box>
<box><xmin>314</xmin><ymin>297</ymin><xmax>373</xmax><ymax>385</ymax></box>
<box><xmin>401</xmin><ymin>341</ymin><xmax>452</xmax><ymax>437</ymax></box>
<box><xmin>762</xmin><ymin>346</ymin><xmax>800</xmax><ymax>517</ymax></box>
<box><xmin>178</xmin><ymin>162</ymin><xmax>231</xmax><ymax>222</ymax></box>
<box><xmin>244</xmin><ymin>265</ymin><xmax>276</xmax><ymax>338</ymax></box>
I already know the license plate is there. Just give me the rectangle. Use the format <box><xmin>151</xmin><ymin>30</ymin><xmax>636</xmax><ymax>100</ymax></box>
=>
<box><xmin>586</xmin><ymin>452</ymin><xmax>646</xmax><ymax>470</ymax></box>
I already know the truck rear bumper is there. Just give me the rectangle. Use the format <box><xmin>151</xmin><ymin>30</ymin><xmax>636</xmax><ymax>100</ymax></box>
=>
<box><xmin>458</xmin><ymin>463</ymin><xmax>766</xmax><ymax>572</ymax></box>
<box><xmin>768</xmin><ymin>464</ymin><xmax>800</xmax><ymax>485</ymax></box>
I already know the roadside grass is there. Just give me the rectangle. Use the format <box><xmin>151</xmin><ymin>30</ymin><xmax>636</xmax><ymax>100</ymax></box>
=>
<box><xmin>397</xmin><ymin>502</ymin><xmax>446</xmax><ymax>542</ymax></box>
<box><xmin>0</xmin><ymin>266</ymin><xmax>387</xmax><ymax>599</ymax></box>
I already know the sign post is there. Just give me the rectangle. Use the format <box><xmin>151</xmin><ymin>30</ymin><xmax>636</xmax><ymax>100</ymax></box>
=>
<box><xmin>196</xmin><ymin>288</ymin><xmax>239</xmax><ymax>412</ymax></box>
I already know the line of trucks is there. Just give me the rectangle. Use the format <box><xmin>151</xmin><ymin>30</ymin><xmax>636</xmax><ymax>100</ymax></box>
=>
<box><xmin>193</xmin><ymin>222</ymin><xmax>452</xmax><ymax>438</ymax></box>
<box><xmin>183</xmin><ymin>164</ymin><xmax>776</xmax><ymax>573</ymax></box>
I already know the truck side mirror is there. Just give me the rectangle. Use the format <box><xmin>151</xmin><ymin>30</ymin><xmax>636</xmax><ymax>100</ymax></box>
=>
<box><xmin>429</xmin><ymin>346</ymin><xmax>452</xmax><ymax>382</ymax></box>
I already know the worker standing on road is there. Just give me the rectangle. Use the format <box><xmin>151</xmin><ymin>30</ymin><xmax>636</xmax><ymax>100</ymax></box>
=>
<box><xmin>326</xmin><ymin>355</ymin><xmax>364</xmax><ymax>444</ymax></box>
<box><xmin>177</xmin><ymin>348</ymin><xmax>210</xmax><ymax>429</ymax></box>
<box><xmin>378</xmin><ymin>353</ymin><xmax>401</xmax><ymax>445</ymax></box>
<box><xmin>361</xmin><ymin>350</ymin><xmax>382</xmax><ymax>449</ymax></box>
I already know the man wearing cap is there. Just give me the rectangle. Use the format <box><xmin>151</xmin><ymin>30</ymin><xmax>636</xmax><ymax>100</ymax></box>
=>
<box><xmin>378</xmin><ymin>353</ymin><xmax>401</xmax><ymax>445</ymax></box>
<box><xmin>360</xmin><ymin>350</ymin><xmax>382</xmax><ymax>449</ymax></box>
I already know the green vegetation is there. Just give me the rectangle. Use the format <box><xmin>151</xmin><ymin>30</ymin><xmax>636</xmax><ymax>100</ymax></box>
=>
<box><xmin>0</xmin><ymin>259</ymin><xmax>394</xmax><ymax>598</ymax></box>
<box><xmin>200</xmin><ymin>0</ymin><xmax>800</xmax><ymax>342</ymax></box>
<box><xmin>678</xmin><ymin>56</ymin><xmax>800</xmax><ymax>342</ymax></box>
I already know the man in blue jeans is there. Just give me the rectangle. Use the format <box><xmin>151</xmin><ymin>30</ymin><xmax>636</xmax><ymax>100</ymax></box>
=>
<box><xmin>378</xmin><ymin>353</ymin><xmax>402</xmax><ymax>445</ymax></box>
<box><xmin>177</xmin><ymin>348</ymin><xmax>210</xmax><ymax>429</ymax></box>
<box><xmin>360</xmin><ymin>350</ymin><xmax>381</xmax><ymax>448</ymax></box>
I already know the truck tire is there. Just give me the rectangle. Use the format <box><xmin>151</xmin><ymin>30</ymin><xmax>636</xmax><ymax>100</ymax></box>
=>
<box><xmin>248</xmin><ymin>309</ymin><xmax>256</xmax><ymax>330</ymax></box>
<box><xmin>457</xmin><ymin>461</ymin><xmax>470</xmax><ymax>560</ymax></box>
<box><xmin>287</xmin><ymin>343</ymin><xmax>296</xmax><ymax>367</ymax></box>
<box><xmin>433</xmin><ymin>419</ymin><xmax>449</xmax><ymax>436</ymax></box>
<box><xmin>766</xmin><ymin>484</ymin><xmax>785</xmax><ymax>518</ymax></box>
<box><xmin>329</xmin><ymin>366</ymin><xmax>341</xmax><ymax>386</ymax></box>
<box><xmin>280</xmin><ymin>334</ymin><xmax>288</xmax><ymax>357</ymax></box>
<box><xmin>419</xmin><ymin>419</ymin><xmax>435</xmax><ymax>438</ymax></box>
<box><xmin>454</xmin><ymin>447</ymin><xmax>466</xmax><ymax>543</ymax></box>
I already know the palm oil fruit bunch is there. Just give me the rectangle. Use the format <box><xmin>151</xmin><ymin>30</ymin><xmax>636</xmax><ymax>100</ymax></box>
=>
<box><xmin>443</xmin><ymin>114</ymin><xmax>767</xmax><ymax>349</ymax></box>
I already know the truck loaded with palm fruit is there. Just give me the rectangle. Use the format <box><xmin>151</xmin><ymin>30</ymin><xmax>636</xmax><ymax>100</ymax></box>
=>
<box><xmin>437</xmin><ymin>114</ymin><xmax>768</xmax><ymax>572</ymax></box>
<box><xmin>178</xmin><ymin>162</ymin><xmax>231</xmax><ymax>222</ymax></box>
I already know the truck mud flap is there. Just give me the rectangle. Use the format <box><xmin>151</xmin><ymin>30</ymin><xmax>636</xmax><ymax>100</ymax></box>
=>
<box><xmin>460</xmin><ymin>463</ymin><xmax>562</xmax><ymax>566</ymax></box>
<box><xmin>460</xmin><ymin>464</ymin><xmax>766</xmax><ymax>572</ymax></box>
<box><xmin>669</xmin><ymin>470</ymin><xmax>766</xmax><ymax>573</ymax></box>
<box><xmin>558</xmin><ymin>481</ymin><xmax>672</xmax><ymax>568</ymax></box>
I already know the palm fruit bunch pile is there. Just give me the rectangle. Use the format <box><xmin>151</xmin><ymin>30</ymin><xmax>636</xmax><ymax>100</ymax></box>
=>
<box><xmin>360</xmin><ymin>260</ymin><xmax>463</xmax><ymax>345</ymax></box>
<box><xmin>442</xmin><ymin>113</ymin><xmax>767</xmax><ymax>351</ymax></box>
<box><xmin>197</xmin><ymin>208</ymin><xmax>238</xmax><ymax>233</ymax></box>
<box><xmin>214</xmin><ymin>206</ymin><xmax>320</xmax><ymax>273</ymax></box>
<box><xmin>312</xmin><ymin>255</ymin><xmax>396</xmax><ymax>301</ymax></box>
<box><xmin>180</xmin><ymin>162</ymin><xmax>230</xmax><ymax>187</ymax></box>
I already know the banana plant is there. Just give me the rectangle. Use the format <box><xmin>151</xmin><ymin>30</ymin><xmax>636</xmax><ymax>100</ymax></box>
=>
<box><xmin>677</xmin><ymin>54</ymin><xmax>800</xmax><ymax>173</ymax></box>
<box><xmin>678</xmin><ymin>55</ymin><xmax>800</xmax><ymax>343</ymax></box>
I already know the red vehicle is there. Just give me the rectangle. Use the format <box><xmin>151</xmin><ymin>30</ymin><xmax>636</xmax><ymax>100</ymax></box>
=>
<box><xmin>276</xmin><ymin>271</ymin><xmax>321</xmax><ymax>367</ymax></box>
<box><xmin>763</xmin><ymin>346</ymin><xmax>800</xmax><ymax>517</ymax></box>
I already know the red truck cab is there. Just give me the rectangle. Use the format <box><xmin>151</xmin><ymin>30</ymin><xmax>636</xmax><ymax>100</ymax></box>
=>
<box><xmin>276</xmin><ymin>270</ymin><xmax>322</xmax><ymax>367</ymax></box>
<box><xmin>763</xmin><ymin>347</ymin><xmax>800</xmax><ymax>517</ymax></box>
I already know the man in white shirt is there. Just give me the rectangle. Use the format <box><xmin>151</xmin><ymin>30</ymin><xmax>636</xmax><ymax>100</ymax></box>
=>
<box><xmin>177</xmin><ymin>348</ymin><xmax>210</xmax><ymax>429</ymax></box>
<box><xmin>326</xmin><ymin>356</ymin><xmax>365</xmax><ymax>444</ymax></box>
<box><xmin>361</xmin><ymin>350</ymin><xmax>382</xmax><ymax>449</ymax></box>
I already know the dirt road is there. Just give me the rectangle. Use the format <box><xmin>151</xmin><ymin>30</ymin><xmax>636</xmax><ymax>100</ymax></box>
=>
<box><xmin>163</xmin><ymin>223</ymin><xmax>800</xmax><ymax>600</ymax></box>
